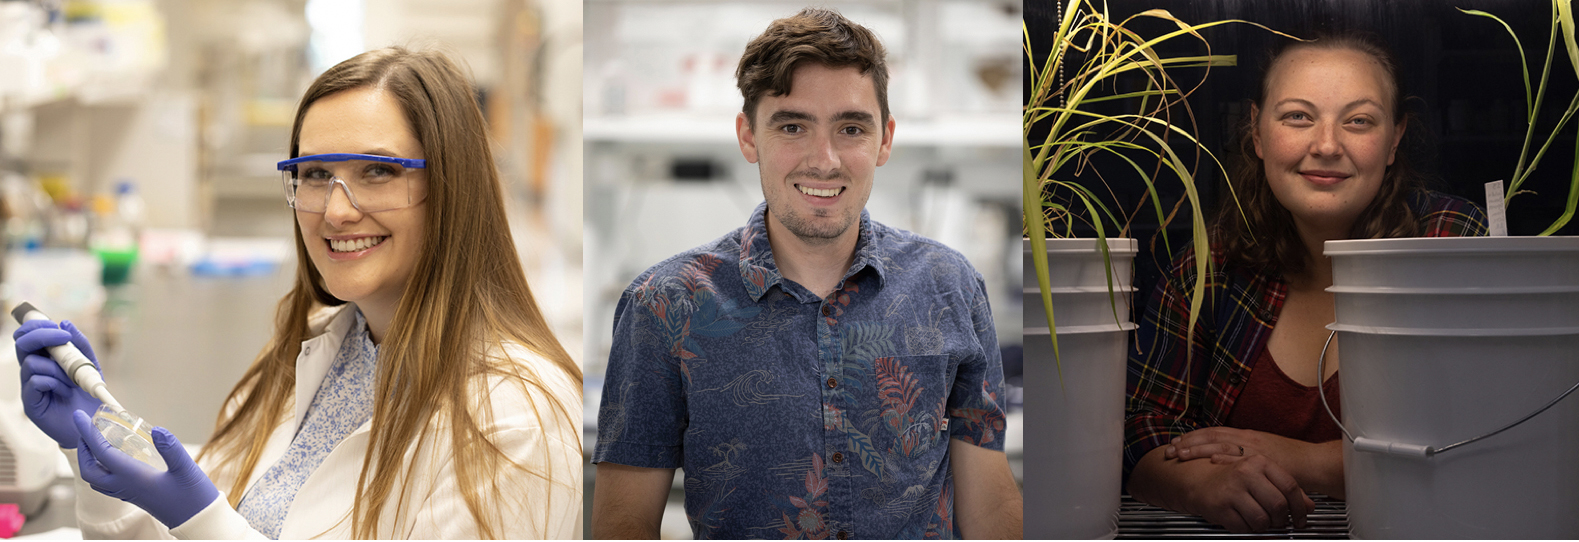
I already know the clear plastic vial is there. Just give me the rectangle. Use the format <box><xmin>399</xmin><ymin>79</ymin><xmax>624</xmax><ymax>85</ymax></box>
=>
<box><xmin>91</xmin><ymin>405</ymin><xmax>166</xmax><ymax>471</ymax></box>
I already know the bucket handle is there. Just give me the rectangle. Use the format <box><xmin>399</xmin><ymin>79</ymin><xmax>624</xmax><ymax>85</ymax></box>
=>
<box><xmin>1318</xmin><ymin>329</ymin><xmax>1579</xmax><ymax>459</ymax></box>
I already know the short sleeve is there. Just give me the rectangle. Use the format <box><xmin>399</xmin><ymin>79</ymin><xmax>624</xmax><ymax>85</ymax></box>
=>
<box><xmin>592</xmin><ymin>279</ymin><xmax>689</xmax><ymax>468</ymax></box>
<box><xmin>946</xmin><ymin>274</ymin><xmax>1007</xmax><ymax>451</ymax></box>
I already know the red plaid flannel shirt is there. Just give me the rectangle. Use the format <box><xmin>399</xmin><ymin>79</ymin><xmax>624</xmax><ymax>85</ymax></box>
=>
<box><xmin>1124</xmin><ymin>191</ymin><xmax>1489</xmax><ymax>479</ymax></box>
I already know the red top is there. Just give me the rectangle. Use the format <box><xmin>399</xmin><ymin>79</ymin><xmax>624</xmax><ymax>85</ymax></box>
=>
<box><xmin>1224</xmin><ymin>346</ymin><xmax>1343</xmax><ymax>443</ymax></box>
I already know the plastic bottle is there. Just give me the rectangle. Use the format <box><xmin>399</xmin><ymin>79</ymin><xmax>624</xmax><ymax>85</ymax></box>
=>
<box><xmin>87</xmin><ymin>181</ymin><xmax>140</xmax><ymax>285</ymax></box>
<box><xmin>50</xmin><ymin>196</ymin><xmax>89</xmax><ymax>249</ymax></box>
<box><xmin>115</xmin><ymin>180</ymin><xmax>144</xmax><ymax>233</ymax></box>
<box><xmin>1</xmin><ymin>172</ymin><xmax>47</xmax><ymax>250</ymax></box>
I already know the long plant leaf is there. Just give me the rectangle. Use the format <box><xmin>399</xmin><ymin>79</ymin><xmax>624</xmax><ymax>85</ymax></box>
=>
<box><xmin>1460</xmin><ymin>9</ymin><xmax>1532</xmax><ymax>119</ymax></box>
<box><xmin>1063</xmin><ymin>185</ymin><xmax>1125</xmax><ymax>328</ymax></box>
<box><xmin>1541</xmin><ymin>131</ymin><xmax>1579</xmax><ymax>235</ymax></box>
<box><xmin>1462</xmin><ymin>2</ymin><xmax>1579</xmax><ymax>234</ymax></box>
<box><xmin>1051</xmin><ymin>138</ymin><xmax>1178</xmax><ymax>251</ymax></box>
<box><xmin>1047</xmin><ymin>179</ymin><xmax>1125</xmax><ymax>232</ymax></box>
<box><xmin>1076</xmin><ymin>89</ymin><xmax>1180</xmax><ymax>105</ymax></box>
<box><xmin>1103</xmin><ymin>55</ymin><xmax>1238</xmax><ymax>78</ymax></box>
<box><xmin>1023</xmin><ymin>146</ymin><xmax>1061</xmax><ymax>387</ymax></box>
<box><xmin>1033</xmin><ymin>18</ymin><xmax>1247</xmax><ymax>175</ymax></box>
<box><xmin>1024</xmin><ymin>0</ymin><xmax>1298</xmax><ymax>390</ymax></box>
<box><xmin>1512</xmin><ymin>94</ymin><xmax>1579</xmax><ymax>196</ymax></box>
<box><xmin>1516</xmin><ymin>5</ymin><xmax>1561</xmax><ymax>196</ymax></box>
<box><xmin>1558</xmin><ymin>0</ymin><xmax>1579</xmax><ymax>82</ymax></box>
<box><xmin>1137</xmin><ymin>128</ymin><xmax>1211</xmax><ymax>418</ymax></box>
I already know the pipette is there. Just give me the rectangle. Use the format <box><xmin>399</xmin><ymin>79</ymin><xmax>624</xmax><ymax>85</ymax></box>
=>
<box><xmin>10</xmin><ymin>302</ymin><xmax>126</xmax><ymax>414</ymax></box>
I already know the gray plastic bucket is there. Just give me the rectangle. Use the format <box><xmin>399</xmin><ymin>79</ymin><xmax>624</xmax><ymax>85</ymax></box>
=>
<box><xmin>1022</xmin><ymin>238</ymin><xmax>1138</xmax><ymax>289</ymax></box>
<box><xmin>1022</xmin><ymin>286</ymin><xmax>1134</xmax><ymax>329</ymax></box>
<box><xmin>1326</xmin><ymin>236</ymin><xmax>1579</xmax><ymax>539</ymax></box>
<box><xmin>1021</xmin><ymin>237</ymin><xmax>1138</xmax><ymax>331</ymax></box>
<box><xmin>1023</xmin><ymin>238</ymin><xmax>1136</xmax><ymax>539</ymax></box>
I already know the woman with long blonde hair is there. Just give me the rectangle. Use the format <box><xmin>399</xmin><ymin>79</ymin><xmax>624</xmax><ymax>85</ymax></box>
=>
<box><xmin>12</xmin><ymin>46</ymin><xmax>581</xmax><ymax>538</ymax></box>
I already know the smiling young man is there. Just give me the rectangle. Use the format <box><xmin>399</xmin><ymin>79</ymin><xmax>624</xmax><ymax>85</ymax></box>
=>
<box><xmin>590</xmin><ymin>7</ymin><xmax>1022</xmax><ymax>540</ymax></box>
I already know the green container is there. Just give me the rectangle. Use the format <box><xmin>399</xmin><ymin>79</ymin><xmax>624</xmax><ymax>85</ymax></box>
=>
<box><xmin>94</xmin><ymin>247</ymin><xmax>138</xmax><ymax>285</ymax></box>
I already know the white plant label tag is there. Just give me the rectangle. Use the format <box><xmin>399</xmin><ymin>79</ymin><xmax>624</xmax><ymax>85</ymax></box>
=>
<box><xmin>1485</xmin><ymin>180</ymin><xmax>1508</xmax><ymax>236</ymax></box>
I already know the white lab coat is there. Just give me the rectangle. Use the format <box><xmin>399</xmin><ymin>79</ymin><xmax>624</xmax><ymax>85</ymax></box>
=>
<box><xmin>68</xmin><ymin>303</ymin><xmax>583</xmax><ymax>539</ymax></box>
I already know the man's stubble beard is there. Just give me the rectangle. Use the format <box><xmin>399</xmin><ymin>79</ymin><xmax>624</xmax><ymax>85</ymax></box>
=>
<box><xmin>764</xmin><ymin>169</ymin><xmax>860</xmax><ymax>247</ymax></box>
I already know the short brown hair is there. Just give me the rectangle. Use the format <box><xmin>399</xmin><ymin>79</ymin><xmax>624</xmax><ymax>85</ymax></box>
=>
<box><xmin>736</xmin><ymin>7</ymin><xmax>890</xmax><ymax>128</ymax></box>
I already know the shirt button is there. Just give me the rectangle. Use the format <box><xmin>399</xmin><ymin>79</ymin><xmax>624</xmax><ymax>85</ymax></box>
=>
<box><xmin>838</xmin><ymin>531</ymin><xmax>850</xmax><ymax>540</ymax></box>
<box><xmin>827</xmin><ymin>377</ymin><xmax>837</xmax><ymax>389</ymax></box>
<box><xmin>832</xmin><ymin>452</ymin><xmax>844</xmax><ymax>463</ymax></box>
<box><xmin>821</xmin><ymin>304</ymin><xmax>833</xmax><ymax>316</ymax></box>
<box><xmin>1230</xmin><ymin>373</ymin><xmax>1244</xmax><ymax>384</ymax></box>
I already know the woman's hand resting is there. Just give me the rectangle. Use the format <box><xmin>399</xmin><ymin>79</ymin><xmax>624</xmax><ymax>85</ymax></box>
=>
<box><xmin>1164</xmin><ymin>426</ymin><xmax>1345</xmax><ymax>498</ymax></box>
<box><xmin>1128</xmin><ymin>427</ymin><xmax>1346</xmax><ymax>534</ymax></box>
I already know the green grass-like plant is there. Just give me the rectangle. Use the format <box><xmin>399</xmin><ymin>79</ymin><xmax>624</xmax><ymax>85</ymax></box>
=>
<box><xmin>1461</xmin><ymin>1</ymin><xmax>1579</xmax><ymax>235</ymax></box>
<box><xmin>1024</xmin><ymin>0</ymin><xmax>1297</xmax><ymax>383</ymax></box>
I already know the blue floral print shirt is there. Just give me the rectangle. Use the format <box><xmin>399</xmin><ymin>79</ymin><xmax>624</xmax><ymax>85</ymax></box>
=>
<box><xmin>594</xmin><ymin>202</ymin><xmax>1007</xmax><ymax>540</ymax></box>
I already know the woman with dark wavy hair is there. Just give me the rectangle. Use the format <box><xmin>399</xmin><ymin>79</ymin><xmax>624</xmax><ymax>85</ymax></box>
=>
<box><xmin>1123</xmin><ymin>33</ymin><xmax>1487</xmax><ymax>533</ymax></box>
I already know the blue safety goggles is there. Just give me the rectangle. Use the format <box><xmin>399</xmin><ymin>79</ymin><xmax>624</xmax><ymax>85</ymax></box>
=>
<box><xmin>276</xmin><ymin>153</ymin><xmax>429</xmax><ymax>213</ymax></box>
<box><xmin>276</xmin><ymin>153</ymin><xmax>427</xmax><ymax>172</ymax></box>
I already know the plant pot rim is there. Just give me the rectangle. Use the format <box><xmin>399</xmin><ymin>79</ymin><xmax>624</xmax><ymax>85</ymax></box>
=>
<box><xmin>1022</xmin><ymin>237</ymin><xmax>1139</xmax><ymax>253</ymax></box>
<box><xmin>1021</xmin><ymin>286</ymin><xmax>1139</xmax><ymax>294</ymax></box>
<box><xmin>1024</xmin><ymin>322</ymin><xmax>1138</xmax><ymax>335</ymax></box>
<box><xmin>1328</xmin><ymin>323</ymin><xmax>1579</xmax><ymax>337</ymax></box>
<box><xmin>1329</xmin><ymin>285</ymin><xmax>1579</xmax><ymax>295</ymax></box>
<box><xmin>1325</xmin><ymin>236</ymin><xmax>1579</xmax><ymax>255</ymax></box>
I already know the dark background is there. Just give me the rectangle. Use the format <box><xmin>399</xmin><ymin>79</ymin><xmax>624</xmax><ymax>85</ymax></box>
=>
<box><xmin>1026</xmin><ymin>0</ymin><xmax>1579</xmax><ymax>318</ymax></box>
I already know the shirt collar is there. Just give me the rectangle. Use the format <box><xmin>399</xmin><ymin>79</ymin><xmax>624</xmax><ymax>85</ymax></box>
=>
<box><xmin>737</xmin><ymin>201</ymin><xmax>888</xmax><ymax>302</ymax></box>
<box><xmin>294</xmin><ymin>302</ymin><xmax>362</xmax><ymax>435</ymax></box>
<box><xmin>347</xmin><ymin>307</ymin><xmax>373</xmax><ymax>350</ymax></box>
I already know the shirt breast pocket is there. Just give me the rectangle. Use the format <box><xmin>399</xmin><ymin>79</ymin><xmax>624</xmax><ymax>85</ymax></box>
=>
<box><xmin>869</xmin><ymin>354</ymin><xmax>952</xmax><ymax>461</ymax></box>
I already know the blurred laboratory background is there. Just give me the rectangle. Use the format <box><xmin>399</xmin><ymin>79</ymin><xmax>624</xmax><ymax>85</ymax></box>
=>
<box><xmin>580</xmin><ymin>0</ymin><xmax>1023</xmax><ymax>537</ymax></box>
<box><xmin>0</xmin><ymin>0</ymin><xmax>583</xmax><ymax>536</ymax></box>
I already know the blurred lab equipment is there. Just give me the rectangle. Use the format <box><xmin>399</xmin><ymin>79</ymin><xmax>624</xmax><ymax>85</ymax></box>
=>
<box><xmin>0</xmin><ymin>377</ymin><xmax>60</xmax><ymax>518</ymax></box>
<box><xmin>89</xmin><ymin>181</ymin><xmax>145</xmax><ymax>285</ymax></box>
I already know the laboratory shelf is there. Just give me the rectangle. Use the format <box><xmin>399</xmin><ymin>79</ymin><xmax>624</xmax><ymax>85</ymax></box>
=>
<box><xmin>583</xmin><ymin>113</ymin><xmax>1020</xmax><ymax>148</ymax></box>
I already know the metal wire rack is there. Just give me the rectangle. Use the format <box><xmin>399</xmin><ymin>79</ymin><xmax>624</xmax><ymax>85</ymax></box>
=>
<box><xmin>1117</xmin><ymin>494</ymin><xmax>1349</xmax><ymax>539</ymax></box>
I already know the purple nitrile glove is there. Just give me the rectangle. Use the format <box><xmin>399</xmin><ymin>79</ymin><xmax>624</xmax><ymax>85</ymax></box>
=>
<box><xmin>72</xmin><ymin>411</ymin><xmax>220</xmax><ymax>529</ymax></box>
<box><xmin>14</xmin><ymin>320</ymin><xmax>102</xmax><ymax>448</ymax></box>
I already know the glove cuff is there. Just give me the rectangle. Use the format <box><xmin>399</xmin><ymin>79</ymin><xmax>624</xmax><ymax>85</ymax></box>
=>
<box><xmin>162</xmin><ymin>493</ymin><xmax>228</xmax><ymax>534</ymax></box>
<box><xmin>167</xmin><ymin>492</ymin><xmax>259</xmax><ymax>540</ymax></box>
